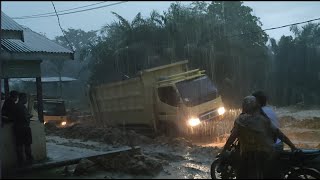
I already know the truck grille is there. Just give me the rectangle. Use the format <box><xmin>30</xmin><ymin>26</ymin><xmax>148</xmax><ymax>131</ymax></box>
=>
<box><xmin>199</xmin><ymin>109</ymin><xmax>219</xmax><ymax>121</ymax></box>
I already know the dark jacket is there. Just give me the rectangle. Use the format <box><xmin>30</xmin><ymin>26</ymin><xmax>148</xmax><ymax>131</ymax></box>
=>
<box><xmin>14</xmin><ymin>102</ymin><xmax>31</xmax><ymax>128</ymax></box>
<box><xmin>1</xmin><ymin>98</ymin><xmax>17</xmax><ymax>123</ymax></box>
<box><xmin>13</xmin><ymin>102</ymin><xmax>33</xmax><ymax>145</ymax></box>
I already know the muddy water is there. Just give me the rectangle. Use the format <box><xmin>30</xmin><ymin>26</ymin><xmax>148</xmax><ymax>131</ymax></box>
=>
<box><xmin>10</xmin><ymin>107</ymin><xmax>320</xmax><ymax>179</ymax></box>
<box><xmin>276</xmin><ymin>107</ymin><xmax>320</xmax><ymax>149</ymax></box>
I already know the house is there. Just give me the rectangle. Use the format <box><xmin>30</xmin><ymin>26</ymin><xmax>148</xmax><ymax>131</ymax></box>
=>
<box><xmin>1</xmin><ymin>11</ymin><xmax>74</xmax><ymax>174</ymax></box>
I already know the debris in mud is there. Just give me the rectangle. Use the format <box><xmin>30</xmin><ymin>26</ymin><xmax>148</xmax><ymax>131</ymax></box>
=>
<box><xmin>150</xmin><ymin>152</ymin><xmax>185</xmax><ymax>162</ymax></box>
<box><xmin>56</xmin><ymin>164</ymin><xmax>77</xmax><ymax>177</ymax></box>
<box><xmin>184</xmin><ymin>166</ymin><xmax>203</xmax><ymax>174</ymax></box>
<box><xmin>189</xmin><ymin>146</ymin><xmax>220</xmax><ymax>157</ymax></box>
<box><xmin>74</xmin><ymin>158</ymin><xmax>99</xmax><ymax>175</ymax></box>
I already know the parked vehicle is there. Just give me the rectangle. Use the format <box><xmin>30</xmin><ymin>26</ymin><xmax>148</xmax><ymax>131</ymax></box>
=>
<box><xmin>33</xmin><ymin>97</ymin><xmax>68</xmax><ymax>127</ymax></box>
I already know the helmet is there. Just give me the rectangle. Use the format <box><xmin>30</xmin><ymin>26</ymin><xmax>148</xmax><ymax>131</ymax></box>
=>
<box><xmin>242</xmin><ymin>95</ymin><xmax>258</xmax><ymax>114</ymax></box>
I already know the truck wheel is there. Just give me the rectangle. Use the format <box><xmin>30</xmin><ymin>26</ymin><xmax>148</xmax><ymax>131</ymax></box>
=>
<box><xmin>167</xmin><ymin>122</ymin><xmax>179</xmax><ymax>137</ymax></box>
<box><xmin>159</xmin><ymin>122</ymin><xmax>179</xmax><ymax>137</ymax></box>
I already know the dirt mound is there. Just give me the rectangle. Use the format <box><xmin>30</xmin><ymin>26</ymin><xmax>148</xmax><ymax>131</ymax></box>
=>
<box><xmin>93</xmin><ymin>149</ymin><xmax>165</xmax><ymax>176</ymax></box>
<box><xmin>148</xmin><ymin>152</ymin><xmax>185</xmax><ymax>162</ymax></box>
<box><xmin>45</xmin><ymin>123</ymin><xmax>153</xmax><ymax>146</ymax></box>
<box><xmin>57</xmin><ymin>150</ymin><xmax>165</xmax><ymax>177</ymax></box>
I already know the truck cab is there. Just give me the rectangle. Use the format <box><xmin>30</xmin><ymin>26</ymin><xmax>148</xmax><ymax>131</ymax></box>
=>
<box><xmin>155</xmin><ymin>70</ymin><xmax>225</xmax><ymax>135</ymax></box>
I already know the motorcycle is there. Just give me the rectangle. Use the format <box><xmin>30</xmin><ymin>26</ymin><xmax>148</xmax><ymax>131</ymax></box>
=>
<box><xmin>211</xmin><ymin>140</ymin><xmax>320</xmax><ymax>179</ymax></box>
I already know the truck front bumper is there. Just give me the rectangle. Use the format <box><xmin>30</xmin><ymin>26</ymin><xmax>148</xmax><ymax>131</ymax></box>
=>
<box><xmin>185</xmin><ymin>116</ymin><xmax>225</xmax><ymax>136</ymax></box>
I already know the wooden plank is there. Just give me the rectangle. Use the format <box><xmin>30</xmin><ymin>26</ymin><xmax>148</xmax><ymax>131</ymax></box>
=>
<box><xmin>13</xmin><ymin>146</ymin><xmax>141</xmax><ymax>173</ymax></box>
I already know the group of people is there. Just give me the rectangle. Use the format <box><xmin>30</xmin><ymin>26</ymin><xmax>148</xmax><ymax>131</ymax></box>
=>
<box><xmin>1</xmin><ymin>90</ymin><xmax>34</xmax><ymax>167</ymax></box>
<box><xmin>221</xmin><ymin>91</ymin><xmax>298</xmax><ymax>179</ymax></box>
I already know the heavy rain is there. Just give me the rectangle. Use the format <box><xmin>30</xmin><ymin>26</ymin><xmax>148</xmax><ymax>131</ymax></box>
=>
<box><xmin>1</xmin><ymin>1</ymin><xmax>320</xmax><ymax>179</ymax></box>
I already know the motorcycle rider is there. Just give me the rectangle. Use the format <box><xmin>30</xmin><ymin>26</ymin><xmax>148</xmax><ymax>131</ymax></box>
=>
<box><xmin>221</xmin><ymin>96</ymin><xmax>298</xmax><ymax>179</ymax></box>
<box><xmin>252</xmin><ymin>90</ymin><xmax>283</xmax><ymax>151</ymax></box>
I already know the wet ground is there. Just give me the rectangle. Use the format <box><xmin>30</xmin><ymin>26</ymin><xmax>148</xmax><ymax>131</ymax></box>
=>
<box><xmin>10</xmin><ymin>106</ymin><xmax>320</xmax><ymax>179</ymax></box>
<box><xmin>10</xmin><ymin>135</ymin><xmax>218</xmax><ymax>179</ymax></box>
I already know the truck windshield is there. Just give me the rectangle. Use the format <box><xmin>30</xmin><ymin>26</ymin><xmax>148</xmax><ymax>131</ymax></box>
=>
<box><xmin>176</xmin><ymin>76</ymin><xmax>218</xmax><ymax>107</ymax></box>
<box><xmin>43</xmin><ymin>102</ymin><xmax>66</xmax><ymax>116</ymax></box>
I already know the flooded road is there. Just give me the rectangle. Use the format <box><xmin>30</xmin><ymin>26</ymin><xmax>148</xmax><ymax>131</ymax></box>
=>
<box><xmin>10</xmin><ymin>106</ymin><xmax>320</xmax><ymax>179</ymax></box>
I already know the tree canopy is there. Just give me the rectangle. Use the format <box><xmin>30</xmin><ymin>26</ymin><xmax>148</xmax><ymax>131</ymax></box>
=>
<box><xmin>53</xmin><ymin>1</ymin><xmax>320</xmax><ymax>107</ymax></box>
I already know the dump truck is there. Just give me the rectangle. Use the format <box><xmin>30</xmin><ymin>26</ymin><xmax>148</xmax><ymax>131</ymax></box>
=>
<box><xmin>89</xmin><ymin>60</ymin><xmax>226</xmax><ymax>135</ymax></box>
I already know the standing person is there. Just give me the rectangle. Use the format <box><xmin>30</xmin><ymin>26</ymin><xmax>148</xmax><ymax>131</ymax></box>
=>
<box><xmin>252</xmin><ymin>90</ymin><xmax>283</xmax><ymax>151</ymax></box>
<box><xmin>221</xmin><ymin>96</ymin><xmax>297</xmax><ymax>179</ymax></box>
<box><xmin>13</xmin><ymin>93</ymin><xmax>34</xmax><ymax>166</ymax></box>
<box><xmin>1</xmin><ymin>91</ymin><xmax>19</xmax><ymax>125</ymax></box>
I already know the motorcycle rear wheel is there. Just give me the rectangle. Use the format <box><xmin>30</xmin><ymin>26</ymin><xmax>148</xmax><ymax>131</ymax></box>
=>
<box><xmin>210</xmin><ymin>159</ymin><xmax>236</xmax><ymax>179</ymax></box>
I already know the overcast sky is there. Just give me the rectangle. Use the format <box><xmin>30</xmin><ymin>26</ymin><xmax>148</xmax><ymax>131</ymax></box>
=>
<box><xmin>2</xmin><ymin>1</ymin><xmax>320</xmax><ymax>41</ymax></box>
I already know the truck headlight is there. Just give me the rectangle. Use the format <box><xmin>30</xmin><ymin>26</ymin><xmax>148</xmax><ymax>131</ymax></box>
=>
<box><xmin>218</xmin><ymin>107</ymin><xmax>226</xmax><ymax>115</ymax></box>
<box><xmin>61</xmin><ymin>121</ymin><xmax>67</xmax><ymax>126</ymax></box>
<box><xmin>188</xmin><ymin>118</ymin><xmax>201</xmax><ymax>127</ymax></box>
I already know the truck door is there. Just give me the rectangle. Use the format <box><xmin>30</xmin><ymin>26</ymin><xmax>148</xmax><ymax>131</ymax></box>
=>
<box><xmin>155</xmin><ymin>86</ymin><xmax>180</xmax><ymax>123</ymax></box>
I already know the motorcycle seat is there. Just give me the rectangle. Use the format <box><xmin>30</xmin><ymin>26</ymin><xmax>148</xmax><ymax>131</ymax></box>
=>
<box><xmin>301</xmin><ymin>149</ymin><xmax>320</xmax><ymax>155</ymax></box>
<box><xmin>301</xmin><ymin>149</ymin><xmax>320</xmax><ymax>160</ymax></box>
<box><xmin>279</xmin><ymin>149</ymin><xmax>320</xmax><ymax>161</ymax></box>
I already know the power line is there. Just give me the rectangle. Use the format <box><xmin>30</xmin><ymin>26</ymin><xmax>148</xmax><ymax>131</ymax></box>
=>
<box><xmin>51</xmin><ymin>1</ymin><xmax>75</xmax><ymax>53</ymax></box>
<box><xmin>12</xmin><ymin>1</ymin><xmax>128</xmax><ymax>20</ymax></box>
<box><xmin>228</xmin><ymin>17</ymin><xmax>320</xmax><ymax>39</ymax></box>
<box><xmin>13</xmin><ymin>1</ymin><xmax>108</xmax><ymax>19</ymax></box>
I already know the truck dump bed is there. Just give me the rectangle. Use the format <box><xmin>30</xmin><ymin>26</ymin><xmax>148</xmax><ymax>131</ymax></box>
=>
<box><xmin>89</xmin><ymin>60</ymin><xmax>188</xmax><ymax>129</ymax></box>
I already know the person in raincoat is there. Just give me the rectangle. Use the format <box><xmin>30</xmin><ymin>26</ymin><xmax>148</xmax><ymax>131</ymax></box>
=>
<box><xmin>1</xmin><ymin>91</ymin><xmax>19</xmax><ymax>126</ymax></box>
<box><xmin>252</xmin><ymin>90</ymin><xmax>283</xmax><ymax>151</ymax></box>
<box><xmin>221</xmin><ymin>95</ymin><xmax>297</xmax><ymax>179</ymax></box>
<box><xmin>13</xmin><ymin>93</ymin><xmax>34</xmax><ymax>166</ymax></box>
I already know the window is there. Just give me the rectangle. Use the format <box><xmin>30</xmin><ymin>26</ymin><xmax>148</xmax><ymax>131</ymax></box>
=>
<box><xmin>176</xmin><ymin>76</ymin><xmax>218</xmax><ymax>107</ymax></box>
<box><xmin>157</xmin><ymin>86</ymin><xmax>180</xmax><ymax>107</ymax></box>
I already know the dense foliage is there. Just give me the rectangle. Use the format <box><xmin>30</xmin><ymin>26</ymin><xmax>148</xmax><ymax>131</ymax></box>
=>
<box><xmin>53</xmin><ymin>1</ymin><xmax>320</xmax><ymax>107</ymax></box>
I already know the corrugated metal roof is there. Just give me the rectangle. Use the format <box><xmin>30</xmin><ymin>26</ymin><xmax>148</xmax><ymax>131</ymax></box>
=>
<box><xmin>1</xmin><ymin>39</ymin><xmax>33</xmax><ymax>52</ymax></box>
<box><xmin>1</xmin><ymin>27</ymin><xmax>73</xmax><ymax>54</ymax></box>
<box><xmin>23</xmin><ymin>27</ymin><xmax>73</xmax><ymax>53</ymax></box>
<box><xmin>1</xmin><ymin>11</ymin><xmax>24</xmax><ymax>31</ymax></box>
<box><xmin>1</xmin><ymin>11</ymin><xmax>73</xmax><ymax>55</ymax></box>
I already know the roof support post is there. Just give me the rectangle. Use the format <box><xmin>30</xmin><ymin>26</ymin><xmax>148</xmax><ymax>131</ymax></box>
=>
<box><xmin>4</xmin><ymin>78</ymin><xmax>9</xmax><ymax>99</ymax></box>
<box><xmin>36</xmin><ymin>77</ymin><xmax>44</xmax><ymax>123</ymax></box>
<box><xmin>0</xmin><ymin>77</ymin><xmax>2</xmax><ymax>128</ymax></box>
